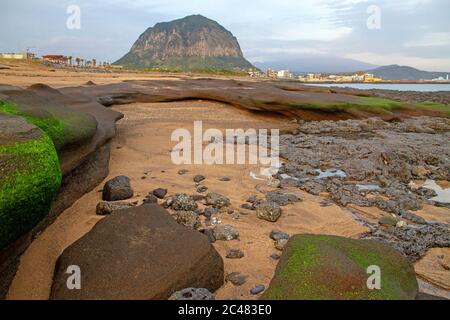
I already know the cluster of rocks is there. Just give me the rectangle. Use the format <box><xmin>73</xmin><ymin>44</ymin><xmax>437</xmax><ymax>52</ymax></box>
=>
<box><xmin>275</xmin><ymin>116</ymin><xmax>450</xmax><ymax>261</ymax></box>
<box><xmin>241</xmin><ymin>191</ymin><xmax>301</xmax><ymax>223</ymax></box>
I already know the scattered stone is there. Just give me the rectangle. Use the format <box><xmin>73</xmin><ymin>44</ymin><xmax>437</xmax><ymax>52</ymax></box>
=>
<box><xmin>178</xmin><ymin>169</ymin><xmax>189</xmax><ymax>175</ymax></box>
<box><xmin>143</xmin><ymin>193</ymin><xmax>158</xmax><ymax>204</ymax></box>
<box><xmin>96</xmin><ymin>201</ymin><xmax>137</xmax><ymax>216</ymax></box>
<box><xmin>171</xmin><ymin>194</ymin><xmax>198</xmax><ymax>211</ymax></box>
<box><xmin>203</xmin><ymin>207</ymin><xmax>219</xmax><ymax>218</ymax></box>
<box><xmin>152</xmin><ymin>188</ymin><xmax>168</xmax><ymax>199</ymax></box>
<box><xmin>270</xmin><ymin>230</ymin><xmax>290</xmax><ymax>241</ymax></box>
<box><xmin>219</xmin><ymin>177</ymin><xmax>231</xmax><ymax>182</ymax></box>
<box><xmin>200</xmin><ymin>228</ymin><xmax>216</xmax><ymax>243</ymax></box>
<box><xmin>250</xmin><ymin>285</ymin><xmax>265</xmax><ymax>295</ymax></box>
<box><xmin>226</xmin><ymin>248</ymin><xmax>245</xmax><ymax>259</ymax></box>
<box><xmin>246</xmin><ymin>195</ymin><xmax>258</xmax><ymax>203</ymax></box>
<box><xmin>275</xmin><ymin>239</ymin><xmax>288</xmax><ymax>251</ymax></box>
<box><xmin>270</xmin><ymin>253</ymin><xmax>281</xmax><ymax>260</ymax></box>
<box><xmin>266</xmin><ymin>191</ymin><xmax>301</xmax><ymax>206</ymax></box>
<box><xmin>50</xmin><ymin>204</ymin><xmax>224</xmax><ymax>300</ymax></box>
<box><xmin>193</xmin><ymin>175</ymin><xmax>206</xmax><ymax>183</ymax></box>
<box><xmin>196</xmin><ymin>185</ymin><xmax>208</xmax><ymax>193</ymax></box>
<box><xmin>240</xmin><ymin>203</ymin><xmax>253</xmax><ymax>210</ymax></box>
<box><xmin>169</xmin><ymin>288</ymin><xmax>214</xmax><ymax>301</ymax></box>
<box><xmin>226</xmin><ymin>273</ymin><xmax>247</xmax><ymax>286</ymax></box>
<box><xmin>102</xmin><ymin>176</ymin><xmax>134</xmax><ymax>201</ymax></box>
<box><xmin>205</xmin><ymin>193</ymin><xmax>231</xmax><ymax>208</ymax></box>
<box><xmin>256</xmin><ymin>201</ymin><xmax>282</xmax><ymax>222</ymax></box>
<box><xmin>176</xmin><ymin>211</ymin><xmax>201</xmax><ymax>230</ymax></box>
<box><xmin>378</xmin><ymin>216</ymin><xmax>398</xmax><ymax>227</ymax></box>
<box><xmin>227</xmin><ymin>208</ymin><xmax>235</xmax><ymax>215</ymax></box>
<box><xmin>212</xmin><ymin>224</ymin><xmax>239</xmax><ymax>241</ymax></box>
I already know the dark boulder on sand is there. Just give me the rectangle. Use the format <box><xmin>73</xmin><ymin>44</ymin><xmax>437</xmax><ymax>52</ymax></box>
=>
<box><xmin>50</xmin><ymin>204</ymin><xmax>224</xmax><ymax>300</ymax></box>
<box><xmin>102</xmin><ymin>176</ymin><xmax>134</xmax><ymax>201</ymax></box>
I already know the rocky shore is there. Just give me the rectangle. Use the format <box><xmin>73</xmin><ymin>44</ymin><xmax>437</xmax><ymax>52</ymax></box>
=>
<box><xmin>1</xmin><ymin>77</ymin><xmax>449</xmax><ymax>300</ymax></box>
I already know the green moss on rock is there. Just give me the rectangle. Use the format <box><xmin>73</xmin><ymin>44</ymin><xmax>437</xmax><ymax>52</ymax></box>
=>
<box><xmin>261</xmin><ymin>234</ymin><xmax>418</xmax><ymax>300</ymax></box>
<box><xmin>0</xmin><ymin>130</ymin><xmax>61</xmax><ymax>249</ymax></box>
<box><xmin>0</xmin><ymin>100</ymin><xmax>97</xmax><ymax>150</ymax></box>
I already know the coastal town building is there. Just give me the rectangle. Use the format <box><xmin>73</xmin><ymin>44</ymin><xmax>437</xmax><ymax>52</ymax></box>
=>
<box><xmin>42</xmin><ymin>55</ymin><xmax>68</xmax><ymax>65</ymax></box>
<box><xmin>0</xmin><ymin>52</ymin><xmax>35</xmax><ymax>60</ymax></box>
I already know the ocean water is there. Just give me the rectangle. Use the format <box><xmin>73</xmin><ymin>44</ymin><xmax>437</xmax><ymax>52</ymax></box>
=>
<box><xmin>305</xmin><ymin>83</ymin><xmax>450</xmax><ymax>92</ymax></box>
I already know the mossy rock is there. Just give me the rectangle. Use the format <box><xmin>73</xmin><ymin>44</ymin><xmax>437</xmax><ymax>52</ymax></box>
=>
<box><xmin>0</xmin><ymin>100</ymin><xmax>97</xmax><ymax>150</ymax></box>
<box><xmin>261</xmin><ymin>234</ymin><xmax>418</xmax><ymax>300</ymax></box>
<box><xmin>0</xmin><ymin>114</ymin><xmax>62</xmax><ymax>249</ymax></box>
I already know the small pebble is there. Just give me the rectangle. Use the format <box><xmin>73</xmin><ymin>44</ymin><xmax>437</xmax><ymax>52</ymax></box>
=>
<box><xmin>250</xmin><ymin>285</ymin><xmax>265</xmax><ymax>295</ymax></box>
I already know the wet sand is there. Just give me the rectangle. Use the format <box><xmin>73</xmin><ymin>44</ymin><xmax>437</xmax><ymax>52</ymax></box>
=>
<box><xmin>7</xmin><ymin>100</ymin><xmax>368</xmax><ymax>300</ymax></box>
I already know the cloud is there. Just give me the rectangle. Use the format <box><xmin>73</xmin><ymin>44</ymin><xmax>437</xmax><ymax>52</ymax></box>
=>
<box><xmin>0</xmin><ymin>0</ymin><xmax>449</xmax><ymax>70</ymax></box>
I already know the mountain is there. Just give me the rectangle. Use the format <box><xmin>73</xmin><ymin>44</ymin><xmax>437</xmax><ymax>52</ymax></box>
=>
<box><xmin>115</xmin><ymin>15</ymin><xmax>254</xmax><ymax>71</ymax></box>
<box><xmin>254</xmin><ymin>55</ymin><xmax>378</xmax><ymax>73</ymax></box>
<box><xmin>367</xmin><ymin>65</ymin><xmax>450</xmax><ymax>80</ymax></box>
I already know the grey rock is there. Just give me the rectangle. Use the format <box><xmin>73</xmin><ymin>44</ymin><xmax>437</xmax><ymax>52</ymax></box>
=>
<box><xmin>96</xmin><ymin>201</ymin><xmax>137</xmax><ymax>216</ymax></box>
<box><xmin>266</xmin><ymin>191</ymin><xmax>301</xmax><ymax>206</ymax></box>
<box><xmin>250</xmin><ymin>285</ymin><xmax>265</xmax><ymax>295</ymax></box>
<box><xmin>102</xmin><ymin>176</ymin><xmax>133</xmax><ymax>201</ymax></box>
<box><xmin>178</xmin><ymin>169</ymin><xmax>189</xmax><ymax>175</ymax></box>
<box><xmin>197</xmin><ymin>185</ymin><xmax>208</xmax><ymax>193</ymax></box>
<box><xmin>226</xmin><ymin>272</ymin><xmax>247</xmax><ymax>286</ymax></box>
<box><xmin>256</xmin><ymin>201</ymin><xmax>282</xmax><ymax>222</ymax></box>
<box><xmin>171</xmin><ymin>194</ymin><xmax>198</xmax><ymax>211</ymax></box>
<box><xmin>176</xmin><ymin>211</ymin><xmax>201</xmax><ymax>230</ymax></box>
<box><xmin>270</xmin><ymin>229</ymin><xmax>290</xmax><ymax>241</ymax></box>
<box><xmin>169</xmin><ymin>288</ymin><xmax>214</xmax><ymax>300</ymax></box>
<box><xmin>203</xmin><ymin>207</ymin><xmax>219</xmax><ymax>218</ymax></box>
<box><xmin>205</xmin><ymin>193</ymin><xmax>231</xmax><ymax>208</ymax></box>
<box><xmin>270</xmin><ymin>253</ymin><xmax>281</xmax><ymax>260</ymax></box>
<box><xmin>219</xmin><ymin>177</ymin><xmax>231</xmax><ymax>182</ymax></box>
<box><xmin>193</xmin><ymin>175</ymin><xmax>206</xmax><ymax>183</ymax></box>
<box><xmin>143</xmin><ymin>194</ymin><xmax>158</xmax><ymax>204</ymax></box>
<box><xmin>213</xmin><ymin>224</ymin><xmax>239</xmax><ymax>241</ymax></box>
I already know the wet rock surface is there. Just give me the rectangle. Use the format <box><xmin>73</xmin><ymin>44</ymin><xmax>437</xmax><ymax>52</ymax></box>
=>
<box><xmin>277</xmin><ymin>116</ymin><xmax>450</xmax><ymax>261</ymax></box>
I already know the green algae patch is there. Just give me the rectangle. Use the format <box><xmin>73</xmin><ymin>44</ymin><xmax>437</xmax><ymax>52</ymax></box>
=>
<box><xmin>261</xmin><ymin>234</ymin><xmax>418</xmax><ymax>300</ymax></box>
<box><xmin>0</xmin><ymin>132</ymin><xmax>62</xmax><ymax>249</ymax></box>
<box><xmin>286</xmin><ymin>96</ymin><xmax>450</xmax><ymax>117</ymax></box>
<box><xmin>0</xmin><ymin>100</ymin><xmax>97</xmax><ymax>150</ymax></box>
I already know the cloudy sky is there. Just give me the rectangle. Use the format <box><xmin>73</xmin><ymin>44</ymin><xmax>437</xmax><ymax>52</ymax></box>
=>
<box><xmin>1</xmin><ymin>0</ymin><xmax>449</xmax><ymax>71</ymax></box>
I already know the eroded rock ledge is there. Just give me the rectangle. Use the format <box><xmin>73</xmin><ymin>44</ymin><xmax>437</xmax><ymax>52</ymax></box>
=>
<box><xmin>0</xmin><ymin>84</ymin><xmax>122</xmax><ymax>298</ymax></box>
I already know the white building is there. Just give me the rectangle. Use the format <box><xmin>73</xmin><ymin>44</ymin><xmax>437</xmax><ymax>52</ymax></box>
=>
<box><xmin>277</xmin><ymin>70</ymin><xmax>291</xmax><ymax>78</ymax></box>
<box><xmin>0</xmin><ymin>53</ymin><xmax>28</xmax><ymax>60</ymax></box>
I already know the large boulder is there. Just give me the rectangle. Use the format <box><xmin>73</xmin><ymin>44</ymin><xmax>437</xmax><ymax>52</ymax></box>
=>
<box><xmin>262</xmin><ymin>234</ymin><xmax>418</xmax><ymax>300</ymax></box>
<box><xmin>50</xmin><ymin>204</ymin><xmax>224</xmax><ymax>300</ymax></box>
<box><xmin>0</xmin><ymin>114</ymin><xmax>61</xmax><ymax>250</ymax></box>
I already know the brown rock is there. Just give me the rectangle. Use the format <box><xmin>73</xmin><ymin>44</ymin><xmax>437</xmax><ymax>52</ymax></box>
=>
<box><xmin>50</xmin><ymin>204</ymin><xmax>224</xmax><ymax>300</ymax></box>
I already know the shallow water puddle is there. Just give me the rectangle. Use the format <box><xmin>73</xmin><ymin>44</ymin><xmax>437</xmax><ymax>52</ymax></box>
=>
<box><xmin>415</xmin><ymin>179</ymin><xmax>450</xmax><ymax>204</ymax></box>
<box><xmin>314</xmin><ymin>169</ymin><xmax>347</xmax><ymax>179</ymax></box>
